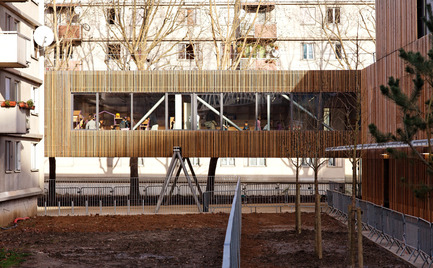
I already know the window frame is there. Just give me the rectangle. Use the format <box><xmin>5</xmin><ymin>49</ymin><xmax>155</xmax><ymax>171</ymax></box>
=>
<box><xmin>220</xmin><ymin>158</ymin><xmax>236</xmax><ymax>167</ymax></box>
<box><xmin>5</xmin><ymin>140</ymin><xmax>13</xmax><ymax>173</ymax></box>
<box><xmin>31</xmin><ymin>143</ymin><xmax>39</xmax><ymax>171</ymax></box>
<box><xmin>107</xmin><ymin>43</ymin><xmax>121</xmax><ymax>61</ymax></box>
<box><xmin>15</xmin><ymin>141</ymin><xmax>21</xmax><ymax>172</ymax></box>
<box><xmin>335</xmin><ymin>42</ymin><xmax>342</xmax><ymax>59</ymax></box>
<box><xmin>248</xmin><ymin>158</ymin><xmax>266</xmax><ymax>167</ymax></box>
<box><xmin>178</xmin><ymin>43</ymin><xmax>197</xmax><ymax>60</ymax></box>
<box><xmin>327</xmin><ymin>7</ymin><xmax>341</xmax><ymax>24</ymax></box>
<box><xmin>302</xmin><ymin>43</ymin><xmax>314</xmax><ymax>60</ymax></box>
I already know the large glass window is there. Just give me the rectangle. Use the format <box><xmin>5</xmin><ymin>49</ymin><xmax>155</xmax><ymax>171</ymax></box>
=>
<box><xmin>222</xmin><ymin>93</ymin><xmax>255</xmax><ymax>131</ymax></box>
<box><xmin>99</xmin><ymin>93</ymin><xmax>131</xmax><ymax>130</ymax></box>
<box><xmin>73</xmin><ymin>94</ymin><xmax>97</xmax><ymax>130</ymax></box>
<box><xmin>322</xmin><ymin>92</ymin><xmax>358</xmax><ymax>131</ymax></box>
<box><xmin>197</xmin><ymin>94</ymin><xmax>221</xmax><ymax>130</ymax></box>
<box><xmin>167</xmin><ymin>94</ymin><xmax>192</xmax><ymax>130</ymax></box>
<box><xmin>133</xmin><ymin>93</ymin><xmax>165</xmax><ymax>130</ymax></box>
<box><xmin>292</xmin><ymin>93</ymin><xmax>319</xmax><ymax>130</ymax></box>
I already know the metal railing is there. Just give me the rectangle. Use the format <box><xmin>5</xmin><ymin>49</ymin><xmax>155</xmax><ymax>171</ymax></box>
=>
<box><xmin>327</xmin><ymin>190</ymin><xmax>433</xmax><ymax>267</ymax></box>
<box><xmin>222</xmin><ymin>179</ymin><xmax>242</xmax><ymax>268</ymax></box>
<box><xmin>38</xmin><ymin>178</ymin><xmax>355</xmax><ymax>215</ymax></box>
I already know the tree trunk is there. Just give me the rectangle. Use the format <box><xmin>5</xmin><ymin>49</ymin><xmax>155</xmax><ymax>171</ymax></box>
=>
<box><xmin>129</xmin><ymin>157</ymin><xmax>140</xmax><ymax>204</ymax></box>
<box><xmin>314</xmin><ymin>169</ymin><xmax>323</xmax><ymax>259</ymax></box>
<box><xmin>295</xmin><ymin>161</ymin><xmax>301</xmax><ymax>234</ymax></box>
<box><xmin>48</xmin><ymin>157</ymin><xmax>56</xmax><ymax>206</ymax></box>
<box><xmin>357</xmin><ymin>208</ymin><xmax>363</xmax><ymax>268</ymax></box>
<box><xmin>206</xmin><ymin>157</ymin><xmax>218</xmax><ymax>195</ymax></box>
<box><xmin>349</xmin><ymin>159</ymin><xmax>358</xmax><ymax>266</ymax></box>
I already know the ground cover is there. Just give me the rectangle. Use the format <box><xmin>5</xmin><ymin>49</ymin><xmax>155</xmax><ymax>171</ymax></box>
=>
<box><xmin>0</xmin><ymin>213</ymin><xmax>413</xmax><ymax>267</ymax></box>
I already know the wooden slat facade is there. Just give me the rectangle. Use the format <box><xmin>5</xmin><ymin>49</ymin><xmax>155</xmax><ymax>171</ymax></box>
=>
<box><xmin>362</xmin><ymin>148</ymin><xmax>433</xmax><ymax>222</ymax></box>
<box><xmin>361</xmin><ymin>35</ymin><xmax>432</xmax><ymax>142</ymax></box>
<box><xmin>45</xmin><ymin>70</ymin><xmax>360</xmax><ymax>158</ymax></box>
<box><xmin>360</xmin><ymin>0</ymin><xmax>433</xmax><ymax>221</ymax></box>
<box><xmin>375</xmin><ymin>0</ymin><xmax>418</xmax><ymax>61</ymax></box>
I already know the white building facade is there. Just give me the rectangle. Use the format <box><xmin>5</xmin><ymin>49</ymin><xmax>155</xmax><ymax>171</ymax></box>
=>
<box><xmin>0</xmin><ymin>0</ymin><xmax>45</xmax><ymax>225</ymax></box>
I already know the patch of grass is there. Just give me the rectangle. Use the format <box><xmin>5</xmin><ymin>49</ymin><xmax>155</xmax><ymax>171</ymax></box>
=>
<box><xmin>0</xmin><ymin>248</ymin><xmax>30</xmax><ymax>268</ymax></box>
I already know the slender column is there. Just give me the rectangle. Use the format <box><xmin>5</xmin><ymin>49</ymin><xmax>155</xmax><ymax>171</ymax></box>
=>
<box><xmin>175</xmin><ymin>94</ymin><xmax>182</xmax><ymax>129</ymax></box>
<box><xmin>255</xmin><ymin>93</ymin><xmax>259</xmax><ymax>130</ymax></box>
<box><xmin>267</xmin><ymin>94</ymin><xmax>271</xmax><ymax>130</ymax></box>
<box><xmin>130</xmin><ymin>93</ymin><xmax>134</xmax><ymax>129</ymax></box>
<box><xmin>165</xmin><ymin>93</ymin><xmax>169</xmax><ymax>130</ymax></box>
<box><xmin>191</xmin><ymin>94</ymin><xmax>197</xmax><ymax>130</ymax></box>
<box><xmin>220</xmin><ymin>93</ymin><xmax>224</xmax><ymax>130</ymax></box>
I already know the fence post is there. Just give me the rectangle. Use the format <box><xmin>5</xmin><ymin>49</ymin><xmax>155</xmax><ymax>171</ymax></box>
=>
<box><xmin>71</xmin><ymin>201</ymin><xmax>74</xmax><ymax>215</ymax></box>
<box><xmin>203</xmin><ymin>191</ymin><xmax>210</xmax><ymax>212</ymax></box>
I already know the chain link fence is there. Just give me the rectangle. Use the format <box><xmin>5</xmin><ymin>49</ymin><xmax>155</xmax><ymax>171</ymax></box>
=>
<box><xmin>327</xmin><ymin>190</ymin><xmax>433</xmax><ymax>267</ymax></box>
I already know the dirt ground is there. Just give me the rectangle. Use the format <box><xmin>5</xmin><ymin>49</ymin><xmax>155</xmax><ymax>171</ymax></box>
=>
<box><xmin>0</xmin><ymin>213</ymin><xmax>413</xmax><ymax>267</ymax></box>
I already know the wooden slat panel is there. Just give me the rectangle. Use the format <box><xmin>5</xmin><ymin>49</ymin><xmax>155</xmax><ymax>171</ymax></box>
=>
<box><xmin>376</xmin><ymin>0</ymin><xmax>418</xmax><ymax>61</ymax></box>
<box><xmin>55</xmin><ymin>130</ymin><xmax>353</xmax><ymax>158</ymax></box>
<box><xmin>46</xmin><ymin>70</ymin><xmax>360</xmax><ymax>94</ymax></box>
<box><xmin>362</xmin><ymin>148</ymin><xmax>433</xmax><ymax>222</ymax></box>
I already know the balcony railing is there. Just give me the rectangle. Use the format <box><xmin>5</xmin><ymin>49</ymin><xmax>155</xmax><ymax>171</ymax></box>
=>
<box><xmin>240</xmin><ymin>23</ymin><xmax>277</xmax><ymax>39</ymax></box>
<box><xmin>0</xmin><ymin>32</ymin><xmax>30</xmax><ymax>68</ymax></box>
<box><xmin>58</xmin><ymin>25</ymin><xmax>82</xmax><ymax>42</ymax></box>
<box><xmin>0</xmin><ymin>106</ymin><xmax>27</xmax><ymax>134</ymax></box>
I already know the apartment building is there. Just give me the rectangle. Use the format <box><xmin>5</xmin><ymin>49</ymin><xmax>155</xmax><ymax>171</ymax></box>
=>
<box><xmin>43</xmin><ymin>0</ymin><xmax>375</xmax><ymax>182</ymax></box>
<box><xmin>0</xmin><ymin>0</ymin><xmax>44</xmax><ymax>225</ymax></box>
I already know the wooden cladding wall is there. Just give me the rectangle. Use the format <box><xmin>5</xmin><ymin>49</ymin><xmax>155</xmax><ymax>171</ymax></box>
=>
<box><xmin>362</xmin><ymin>149</ymin><xmax>433</xmax><ymax>222</ymax></box>
<box><xmin>362</xmin><ymin>34</ymin><xmax>431</xmax><ymax>142</ymax></box>
<box><xmin>376</xmin><ymin>0</ymin><xmax>418</xmax><ymax>61</ymax></box>
<box><xmin>46</xmin><ymin>70</ymin><xmax>361</xmax><ymax>93</ymax></box>
<box><xmin>45</xmin><ymin>70</ymin><xmax>359</xmax><ymax>158</ymax></box>
<box><xmin>48</xmin><ymin>130</ymin><xmax>352</xmax><ymax>158</ymax></box>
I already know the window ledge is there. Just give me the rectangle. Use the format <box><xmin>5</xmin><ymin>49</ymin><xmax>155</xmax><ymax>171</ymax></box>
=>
<box><xmin>31</xmin><ymin>169</ymin><xmax>39</xmax><ymax>172</ymax></box>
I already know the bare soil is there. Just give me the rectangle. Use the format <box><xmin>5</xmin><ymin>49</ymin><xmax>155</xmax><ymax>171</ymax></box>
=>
<box><xmin>0</xmin><ymin>213</ymin><xmax>413</xmax><ymax>267</ymax></box>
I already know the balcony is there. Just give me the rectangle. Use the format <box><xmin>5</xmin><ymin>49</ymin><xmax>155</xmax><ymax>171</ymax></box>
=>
<box><xmin>0</xmin><ymin>106</ymin><xmax>27</xmax><ymax>134</ymax></box>
<box><xmin>58</xmin><ymin>25</ymin><xmax>82</xmax><ymax>42</ymax></box>
<box><xmin>0</xmin><ymin>32</ymin><xmax>30</xmax><ymax>68</ymax></box>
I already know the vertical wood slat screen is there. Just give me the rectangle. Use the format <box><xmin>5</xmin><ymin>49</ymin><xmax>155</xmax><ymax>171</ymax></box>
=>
<box><xmin>361</xmin><ymin>148</ymin><xmax>433</xmax><ymax>222</ymax></box>
<box><xmin>45</xmin><ymin>70</ymin><xmax>360</xmax><ymax>158</ymax></box>
<box><xmin>375</xmin><ymin>0</ymin><xmax>418</xmax><ymax>61</ymax></box>
<box><xmin>58</xmin><ymin>70</ymin><xmax>361</xmax><ymax>93</ymax></box>
<box><xmin>362</xmin><ymin>34</ymin><xmax>431</xmax><ymax>142</ymax></box>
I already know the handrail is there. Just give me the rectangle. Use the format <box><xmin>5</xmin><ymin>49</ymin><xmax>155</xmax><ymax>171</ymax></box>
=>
<box><xmin>222</xmin><ymin>178</ymin><xmax>241</xmax><ymax>268</ymax></box>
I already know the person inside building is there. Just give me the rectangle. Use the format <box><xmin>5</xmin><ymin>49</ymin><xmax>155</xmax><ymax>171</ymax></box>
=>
<box><xmin>204</xmin><ymin>110</ymin><xmax>217</xmax><ymax>129</ymax></box>
<box><xmin>85</xmin><ymin>114</ymin><xmax>98</xmax><ymax>130</ymax></box>
<box><xmin>243</xmin><ymin>121</ymin><xmax>249</xmax><ymax>130</ymax></box>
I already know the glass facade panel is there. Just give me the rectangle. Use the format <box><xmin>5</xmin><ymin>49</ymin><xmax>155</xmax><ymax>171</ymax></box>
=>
<box><xmin>222</xmin><ymin>93</ymin><xmax>255</xmax><ymax>131</ymax></box>
<box><xmin>73</xmin><ymin>94</ymin><xmax>97</xmax><ymax>130</ymax></box>
<box><xmin>167</xmin><ymin>94</ymin><xmax>192</xmax><ymax>130</ymax></box>
<box><xmin>197</xmin><ymin>94</ymin><xmax>221</xmax><ymax>130</ymax></box>
<box><xmin>99</xmin><ymin>93</ymin><xmax>131</xmax><ymax>130</ymax></box>
<box><xmin>133</xmin><ymin>93</ymin><xmax>165</xmax><ymax>130</ymax></box>
<box><xmin>322</xmin><ymin>92</ymin><xmax>358</xmax><ymax>131</ymax></box>
<box><xmin>292</xmin><ymin>93</ymin><xmax>319</xmax><ymax>130</ymax></box>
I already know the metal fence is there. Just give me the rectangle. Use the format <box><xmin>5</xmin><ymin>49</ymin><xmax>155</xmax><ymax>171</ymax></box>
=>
<box><xmin>222</xmin><ymin>179</ymin><xmax>242</xmax><ymax>268</ymax></box>
<box><xmin>327</xmin><ymin>190</ymin><xmax>433</xmax><ymax>267</ymax></box>
<box><xmin>37</xmin><ymin>177</ymin><xmax>355</xmax><ymax>215</ymax></box>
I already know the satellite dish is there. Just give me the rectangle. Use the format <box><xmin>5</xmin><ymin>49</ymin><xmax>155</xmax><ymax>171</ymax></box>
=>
<box><xmin>74</xmin><ymin>6</ymin><xmax>82</xmax><ymax>15</ymax></box>
<box><xmin>34</xmin><ymin>26</ymin><xmax>54</xmax><ymax>47</ymax></box>
<box><xmin>271</xmin><ymin>48</ymin><xmax>280</xmax><ymax>58</ymax></box>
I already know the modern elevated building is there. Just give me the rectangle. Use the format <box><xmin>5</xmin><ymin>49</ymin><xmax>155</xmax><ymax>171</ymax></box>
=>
<box><xmin>0</xmin><ymin>0</ymin><xmax>45</xmax><ymax>225</ymax></box>
<box><xmin>330</xmin><ymin>0</ymin><xmax>433</xmax><ymax>221</ymax></box>
<box><xmin>43</xmin><ymin>0</ymin><xmax>375</xmax><ymax>182</ymax></box>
